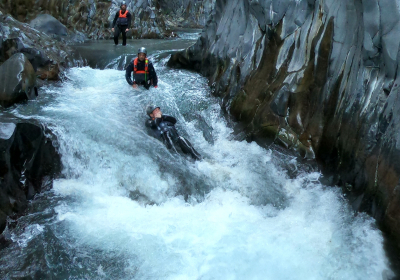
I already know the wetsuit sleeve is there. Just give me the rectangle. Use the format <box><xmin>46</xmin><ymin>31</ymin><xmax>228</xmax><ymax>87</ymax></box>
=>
<box><xmin>127</xmin><ymin>12</ymin><xmax>132</xmax><ymax>27</ymax></box>
<box><xmin>148</xmin><ymin>62</ymin><xmax>158</xmax><ymax>86</ymax></box>
<box><xmin>145</xmin><ymin>118</ymin><xmax>162</xmax><ymax>128</ymax></box>
<box><xmin>162</xmin><ymin>115</ymin><xmax>177</xmax><ymax>124</ymax></box>
<box><xmin>145</xmin><ymin>119</ymin><xmax>154</xmax><ymax>128</ymax></box>
<box><xmin>112</xmin><ymin>11</ymin><xmax>119</xmax><ymax>28</ymax></box>
<box><xmin>125</xmin><ymin>62</ymin><xmax>134</xmax><ymax>85</ymax></box>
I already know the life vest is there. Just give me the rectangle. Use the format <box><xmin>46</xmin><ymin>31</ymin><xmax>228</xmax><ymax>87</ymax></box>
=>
<box><xmin>117</xmin><ymin>10</ymin><xmax>129</xmax><ymax>25</ymax></box>
<box><xmin>133</xmin><ymin>57</ymin><xmax>149</xmax><ymax>84</ymax></box>
<box><xmin>119</xmin><ymin>10</ymin><xmax>128</xmax><ymax>18</ymax></box>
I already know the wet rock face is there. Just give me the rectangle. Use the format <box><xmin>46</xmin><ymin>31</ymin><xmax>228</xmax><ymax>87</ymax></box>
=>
<box><xmin>0</xmin><ymin>0</ymin><xmax>213</xmax><ymax>40</ymax></box>
<box><xmin>0</xmin><ymin>53</ymin><xmax>37</xmax><ymax>107</ymax></box>
<box><xmin>157</xmin><ymin>0</ymin><xmax>216</xmax><ymax>28</ymax></box>
<box><xmin>0</xmin><ymin>13</ymin><xmax>75</xmax><ymax>80</ymax></box>
<box><xmin>110</xmin><ymin>0</ymin><xmax>215</xmax><ymax>37</ymax></box>
<box><xmin>168</xmin><ymin>0</ymin><xmax>400</xmax><ymax>244</ymax></box>
<box><xmin>0</xmin><ymin>0</ymin><xmax>112</xmax><ymax>40</ymax></box>
<box><xmin>0</xmin><ymin>122</ymin><xmax>61</xmax><ymax>234</ymax></box>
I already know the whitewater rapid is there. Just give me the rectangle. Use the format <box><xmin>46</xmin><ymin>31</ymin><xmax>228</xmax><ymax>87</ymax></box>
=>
<box><xmin>0</xmin><ymin>51</ymin><xmax>393</xmax><ymax>279</ymax></box>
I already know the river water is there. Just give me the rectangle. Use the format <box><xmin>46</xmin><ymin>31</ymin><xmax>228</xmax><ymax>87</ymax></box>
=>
<box><xmin>0</xmin><ymin>32</ymin><xmax>394</xmax><ymax>279</ymax></box>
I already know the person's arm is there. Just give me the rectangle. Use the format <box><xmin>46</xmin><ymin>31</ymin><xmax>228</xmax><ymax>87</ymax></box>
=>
<box><xmin>125</xmin><ymin>62</ymin><xmax>134</xmax><ymax>85</ymax></box>
<box><xmin>145</xmin><ymin>117</ymin><xmax>162</xmax><ymax>128</ymax></box>
<box><xmin>148</xmin><ymin>62</ymin><xmax>158</xmax><ymax>87</ymax></box>
<box><xmin>162</xmin><ymin>115</ymin><xmax>177</xmax><ymax>124</ymax></box>
<box><xmin>112</xmin><ymin>11</ymin><xmax>119</xmax><ymax>28</ymax></box>
<box><xmin>127</xmin><ymin>12</ymin><xmax>132</xmax><ymax>28</ymax></box>
<box><xmin>145</xmin><ymin>119</ymin><xmax>155</xmax><ymax>128</ymax></box>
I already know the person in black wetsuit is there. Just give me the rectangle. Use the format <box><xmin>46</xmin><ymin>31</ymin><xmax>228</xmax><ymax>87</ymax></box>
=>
<box><xmin>145</xmin><ymin>105</ymin><xmax>201</xmax><ymax>160</ymax></box>
<box><xmin>125</xmin><ymin>47</ymin><xmax>158</xmax><ymax>89</ymax></box>
<box><xmin>112</xmin><ymin>1</ymin><xmax>132</xmax><ymax>46</ymax></box>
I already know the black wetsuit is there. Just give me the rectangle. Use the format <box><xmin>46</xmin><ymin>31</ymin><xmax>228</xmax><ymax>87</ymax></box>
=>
<box><xmin>125</xmin><ymin>59</ymin><xmax>158</xmax><ymax>89</ymax></box>
<box><xmin>112</xmin><ymin>10</ymin><xmax>132</xmax><ymax>46</ymax></box>
<box><xmin>145</xmin><ymin>115</ymin><xmax>201</xmax><ymax>160</ymax></box>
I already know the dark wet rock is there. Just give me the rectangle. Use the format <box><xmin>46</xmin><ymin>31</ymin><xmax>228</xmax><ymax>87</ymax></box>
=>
<box><xmin>168</xmin><ymin>0</ymin><xmax>400</xmax><ymax>246</ymax></box>
<box><xmin>0</xmin><ymin>13</ymin><xmax>76</xmax><ymax>80</ymax></box>
<box><xmin>0</xmin><ymin>121</ymin><xmax>61</xmax><ymax>235</ymax></box>
<box><xmin>29</xmin><ymin>14</ymin><xmax>68</xmax><ymax>38</ymax></box>
<box><xmin>0</xmin><ymin>209</ymin><xmax>6</xmax><ymax>234</ymax></box>
<box><xmin>0</xmin><ymin>53</ymin><xmax>37</xmax><ymax>108</ymax></box>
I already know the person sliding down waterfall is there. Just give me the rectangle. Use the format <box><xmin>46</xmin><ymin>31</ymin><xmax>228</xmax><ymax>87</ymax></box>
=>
<box><xmin>125</xmin><ymin>47</ymin><xmax>158</xmax><ymax>89</ymax></box>
<box><xmin>112</xmin><ymin>1</ymin><xmax>132</xmax><ymax>46</ymax></box>
<box><xmin>145</xmin><ymin>105</ymin><xmax>201</xmax><ymax>160</ymax></box>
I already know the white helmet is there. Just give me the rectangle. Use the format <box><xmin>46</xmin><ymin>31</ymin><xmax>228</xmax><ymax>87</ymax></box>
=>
<box><xmin>138</xmin><ymin>47</ymin><xmax>147</xmax><ymax>55</ymax></box>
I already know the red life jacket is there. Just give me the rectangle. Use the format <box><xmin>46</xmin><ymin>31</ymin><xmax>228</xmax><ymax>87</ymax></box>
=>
<box><xmin>133</xmin><ymin>57</ymin><xmax>149</xmax><ymax>83</ymax></box>
<box><xmin>119</xmin><ymin>10</ymin><xmax>128</xmax><ymax>18</ymax></box>
<box><xmin>117</xmin><ymin>10</ymin><xmax>129</xmax><ymax>25</ymax></box>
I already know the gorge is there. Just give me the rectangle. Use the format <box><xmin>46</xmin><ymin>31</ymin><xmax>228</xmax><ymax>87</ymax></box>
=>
<box><xmin>0</xmin><ymin>0</ymin><xmax>399</xmax><ymax>279</ymax></box>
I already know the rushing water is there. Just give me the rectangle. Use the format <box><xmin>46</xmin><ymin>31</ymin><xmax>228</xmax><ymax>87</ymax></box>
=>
<box><xmin>0</xmin><ymin>34</ymin><xmax>394</xmax><ymax>279</ymax></box>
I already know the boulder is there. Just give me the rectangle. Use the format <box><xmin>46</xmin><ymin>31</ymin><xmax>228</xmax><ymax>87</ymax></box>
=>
<box><xmin>29</xmin><ymin>14</ymin><xmax>68</xmax><ymax>38</ymax></box>
<box><xmin>0</xmin><ymin>53</ymin><xmax>37</xmax><ymax>107</ymax></box>
<box><xmin>0</xmin><ymin>14</ymin><xmax>76</xmax><ymax>80</ymax></box>
<box><xmin>0</xmin><ymin>121</ymin><xmax>61</xmax><ymax>235</ymax></box>
<box><xmin>0</xmin><ymin>210</ymin><xmax>6</xmax><ymax>234</ymax></box>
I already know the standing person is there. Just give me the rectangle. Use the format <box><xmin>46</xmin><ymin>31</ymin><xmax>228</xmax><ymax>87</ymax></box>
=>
<box><xmin>125</xmin><ymin>47</ymin><xmax>158</xmax><ymax>89</ymax></box>
<box><xmin>112</xmin><ymin>1</ymin><xmax>132</xmax><ymax>46</ymax></box>
<box><xmin>145</xmin><ymin>105</ymin><xmax>201</xmax><ymax>160</ymax></box>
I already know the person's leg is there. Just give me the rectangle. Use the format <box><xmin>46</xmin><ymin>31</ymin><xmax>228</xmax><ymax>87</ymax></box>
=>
<box><xmin>177</xmin><ymin>136</ymin><xmax>201</xmax><ymax>160</ymax></box>
<box><xmin>162</xmin><ymin>133</ymin><xmax>174</xmax><ymax>150</ymax></box>
<box><xmin>144</xmin><ymin>80</ymin><xmax>151</xmax><ymax>90</ymax></box>
<box><xmin>113</xmin><ymin>26</ymin><xmax>121</xmax><ymax>45</ymax></box>
<box><xmin>121</xmin><ymin>26</ymin><xmax>127</xmax><ymax>46</ymax></box>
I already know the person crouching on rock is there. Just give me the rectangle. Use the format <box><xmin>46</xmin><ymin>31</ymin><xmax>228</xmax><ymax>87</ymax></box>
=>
<box><xmin>145</xmin><ymin>105</ymin><xmax>201</xmax><ymax>160</ymax></box>
<box><xmin>112</xmin><ymin>1</ymin><xmax>131</xmax><ymax>46</ymax></box>
<box><xmin>126</xmin><ymin>47</ymin><xmax>158</xmax><ymax>89</ymax></box>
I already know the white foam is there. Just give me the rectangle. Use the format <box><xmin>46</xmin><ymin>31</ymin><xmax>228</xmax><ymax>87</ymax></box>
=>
<box><xmin>54</xmin><ymin>182</ymin><xmax>389</xmax><ymax>279</ymax></box>
<box><xmin>28</xmin><ymin>66</ymin><xmax>392</xmax><ymax>279</ymax></box>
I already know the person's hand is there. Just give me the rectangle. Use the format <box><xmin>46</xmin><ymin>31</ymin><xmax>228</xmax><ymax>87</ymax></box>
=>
<box><xmin>132</xmin><ymin>84</ymin><xmax>138</xmax><ymax>89</ymax></box>
<box><xmin>125</xmin><ymin>28</ymin><xmax>129</xmax><ymax>32</ymax></box>
<box><xmin>112</xmin><ymin>28</ymin><xmax>114</xmax><ymax>32</ymax></box>
<box><xmin>154</xmin><ymin>85</ymin><xmax>158</xmax><ymax>88</ymax></box>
